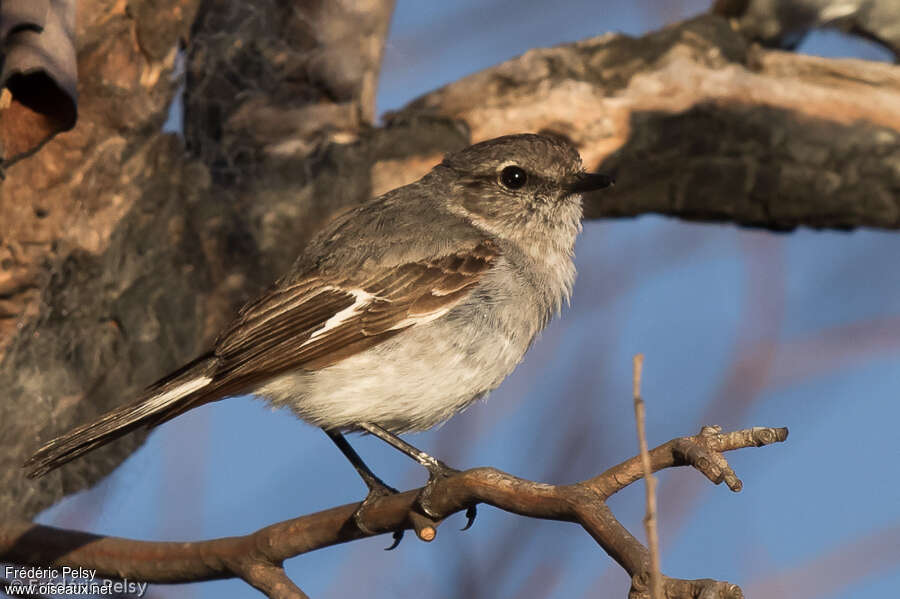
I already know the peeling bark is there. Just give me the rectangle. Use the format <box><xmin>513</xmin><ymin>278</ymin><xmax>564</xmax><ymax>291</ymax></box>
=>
<box><xmin>390</xmin><ymin>16</ymin><xmax>900</xmax><ymax>228</ymax></box>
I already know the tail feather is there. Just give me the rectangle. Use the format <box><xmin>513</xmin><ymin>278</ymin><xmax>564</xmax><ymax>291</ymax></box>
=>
<box><xmin>24</xmin><ymin>359</ymin><xmax>216</xmax><ymax>478</ymax></box>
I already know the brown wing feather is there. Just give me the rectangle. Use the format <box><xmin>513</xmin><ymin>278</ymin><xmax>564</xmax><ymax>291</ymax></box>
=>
<box><xmin>217</xmin><ymin>289</ymin><xmax>356</xmax><ymax>362</ymax></box>
<box><xmin>210</xmin><ymin>239</ymin><xmax>500</xmax><ymax>391</ymax></box>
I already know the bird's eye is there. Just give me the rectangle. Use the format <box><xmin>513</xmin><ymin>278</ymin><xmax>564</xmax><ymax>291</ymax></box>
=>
<box><xmin>499</xmin><ymin>165</ymin><xmax>528</xmax><ymax>190</ymax></box>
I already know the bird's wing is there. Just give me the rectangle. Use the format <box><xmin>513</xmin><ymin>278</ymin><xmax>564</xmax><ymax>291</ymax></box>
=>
<box><xmin>23</xmin><ymin>236</ymin><xmax>500</xmax><ymax>478</ymax></box>
<box><xmin>210</xmin><ymin>238</ymin><xmax>501</xmax><ymax>391</ymax></box>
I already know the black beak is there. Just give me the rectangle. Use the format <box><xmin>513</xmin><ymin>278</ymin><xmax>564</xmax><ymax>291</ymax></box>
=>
<box><xmin>567</xmin><ymin>172</ymin><xmax>615</xmax><ymax>194</ymax></box>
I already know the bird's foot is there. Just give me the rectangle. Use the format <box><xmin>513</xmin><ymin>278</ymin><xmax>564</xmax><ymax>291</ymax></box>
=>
<box><xmin>353</xmin><ymin>479</ymin><xmax>406</xmax><ymax>549</ymax></box>
<box><xmin>416</xmin><ymin>459</ymin><xmax>477</xmax><ymax>530</ymax></box>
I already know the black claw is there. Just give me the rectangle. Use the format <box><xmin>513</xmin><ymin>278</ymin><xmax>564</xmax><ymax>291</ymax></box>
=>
<box><xmin>460</xmin><ymin>505</ymin><xmax>477</xmax><ymax>531</ymax></box>
<box><xmin>384</xmin><ymin>529</ymin><xmax>404</xmax><ymax>551</ymax></box>
<box><xmin>416</xmin><ymin>464</ymin><xmax>460</xmax><ymax>520</ymax></box>
<box><xmin>418</xmin><ymin>497</ymin><xmax>441</xmax><ymax>520</ymax></box>
<box><xmin>352</xmin><ymin>480</ymin><xmax>400</xmax><ymax>537</ymax></box>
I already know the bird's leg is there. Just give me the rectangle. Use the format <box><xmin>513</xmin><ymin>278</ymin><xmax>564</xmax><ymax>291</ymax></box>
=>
<box><xmin>325</xmin><ymin>430</ymin><xmax>404</xmax><ymax>548</ymax></box>
<box><xmin>358</xmin><ymin>422</ymin><xmax>477</xmax><ymax>529</ymax></box>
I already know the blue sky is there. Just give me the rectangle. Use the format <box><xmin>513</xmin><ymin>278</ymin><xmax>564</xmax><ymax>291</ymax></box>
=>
<box><xmin>36</xmin><ymin>2</ymin><xmax>900</xmax><ymax>598</ymax></box>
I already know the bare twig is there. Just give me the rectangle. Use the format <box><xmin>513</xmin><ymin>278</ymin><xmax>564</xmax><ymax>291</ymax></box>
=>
<box><xmin>408</xmin><ymin>510</ymin><xmax>438</xmax><ymax>542</ymax></box>
<box><xmin>633</xmin><ymin>354</ymin><xmax>663</xmax><ymax>599</ymax></box>
<box><xmin>1</xmin><ymin>425</ymin><xmax>786</xmax><ymax>598</ymax></box>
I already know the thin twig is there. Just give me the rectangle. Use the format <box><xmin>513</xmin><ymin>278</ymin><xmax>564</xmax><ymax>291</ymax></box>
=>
<box><xmin>633</xmin><ymin>354</ymin><xmax>663</xmax><ymax>599</ymax></box>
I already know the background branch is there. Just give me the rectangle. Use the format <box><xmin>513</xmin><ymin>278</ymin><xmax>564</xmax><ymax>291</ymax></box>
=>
<box><xmin>391</xmin><ymin>15</ymin><xmax>900</xmax><ymax>229</ymax></box>
<box><xmin>632</xmin><ymin>354</ymin><xmax>663</xmax><ymax>599</ymax></box>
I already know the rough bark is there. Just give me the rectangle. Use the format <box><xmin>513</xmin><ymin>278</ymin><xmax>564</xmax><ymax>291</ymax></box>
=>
<box><xmin>0</xmin><ymin>0</ymin><xmax>78</xmax><ymax>166</ymax></box>
<box><xmin>713</xmin><ymin>0</ymin><xmax>900</xmax><ymax>58</ymax></box>
<box><xmin>393</xmin><ymin>16</ymin><xmax>900</xmax><ymax>229</ymax></box>
<box><xmin>1</xmin><ymin>4</ymin><xmax>898</xmax><ymax>525</ymax></box>
<box><xmin>1</xmin><ymin>0</ymin><xmax>205</xmax><ymax>521</ymax></box>
<box><xmin>0</xmin><ymin>0</ymin><xmax>401</xmax><ymax>520</ymax></box>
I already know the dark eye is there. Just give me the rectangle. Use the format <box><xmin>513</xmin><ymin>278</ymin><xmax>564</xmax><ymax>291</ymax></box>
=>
<box><xmin>499</xmin><ymin>165</ymin><xmax>528</xmax><ymax>190</ymax></box>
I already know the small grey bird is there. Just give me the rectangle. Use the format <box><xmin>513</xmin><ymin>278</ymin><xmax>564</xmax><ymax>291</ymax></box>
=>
<box><xmin>25</xmin><ymin>133</ymin><xmax>612</xmax><ymax>531</ymax></box>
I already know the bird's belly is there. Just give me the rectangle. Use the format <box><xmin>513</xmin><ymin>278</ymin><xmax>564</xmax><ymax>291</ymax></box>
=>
<box><xmin>255</xmin><ymin>316</ymin><xmax>530</xmax><ymax>433</ymax></box>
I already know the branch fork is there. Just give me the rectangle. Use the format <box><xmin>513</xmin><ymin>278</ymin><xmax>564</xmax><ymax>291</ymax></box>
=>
<box><xmin>1</xmin><ymin>425</ymin><xmax>787</xmax><ymax>598</ymax></box>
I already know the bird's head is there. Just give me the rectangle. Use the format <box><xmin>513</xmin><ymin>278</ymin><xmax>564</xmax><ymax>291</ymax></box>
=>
<box><xmin>438</xmin><ymin>133</ymin><xmax>613</xmax><ymax>245</ymax></box>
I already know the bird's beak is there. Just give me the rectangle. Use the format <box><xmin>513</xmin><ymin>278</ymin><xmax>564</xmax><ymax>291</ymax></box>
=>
<box><xmin>567</xmin><ymin>172</ymin><xmax>614</xmax><ymax>195</ymax></box>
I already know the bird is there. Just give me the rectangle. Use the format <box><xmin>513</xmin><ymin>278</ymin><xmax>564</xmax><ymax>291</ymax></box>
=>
<box><xmin>25</xmin><ymin>133</ymin><xmax>613</xmax><ymax>534</ymax></box>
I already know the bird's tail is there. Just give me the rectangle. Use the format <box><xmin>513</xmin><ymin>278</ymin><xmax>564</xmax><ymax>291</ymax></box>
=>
<box><xmin>24</xmin><ymin>356</ymin><xmax>218</xmax><ymax>478</ymax></box>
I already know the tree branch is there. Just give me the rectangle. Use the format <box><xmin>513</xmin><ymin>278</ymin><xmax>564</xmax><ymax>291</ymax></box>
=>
<box><xmin>0</xmin><ymin>426</ymin><xmax>787</xmax><ymax>599</ymax></box>
<box><xmin>386</xmin><ymin>15</ymin><xmax>900</xmax><ymax>230</ymax></box>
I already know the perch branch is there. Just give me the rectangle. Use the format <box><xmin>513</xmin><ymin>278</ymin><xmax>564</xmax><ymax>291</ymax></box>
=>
<box><xmin>0</xmin><ymin>426</ymin><xmax>786</xmax><ymax>599</ymax></box>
